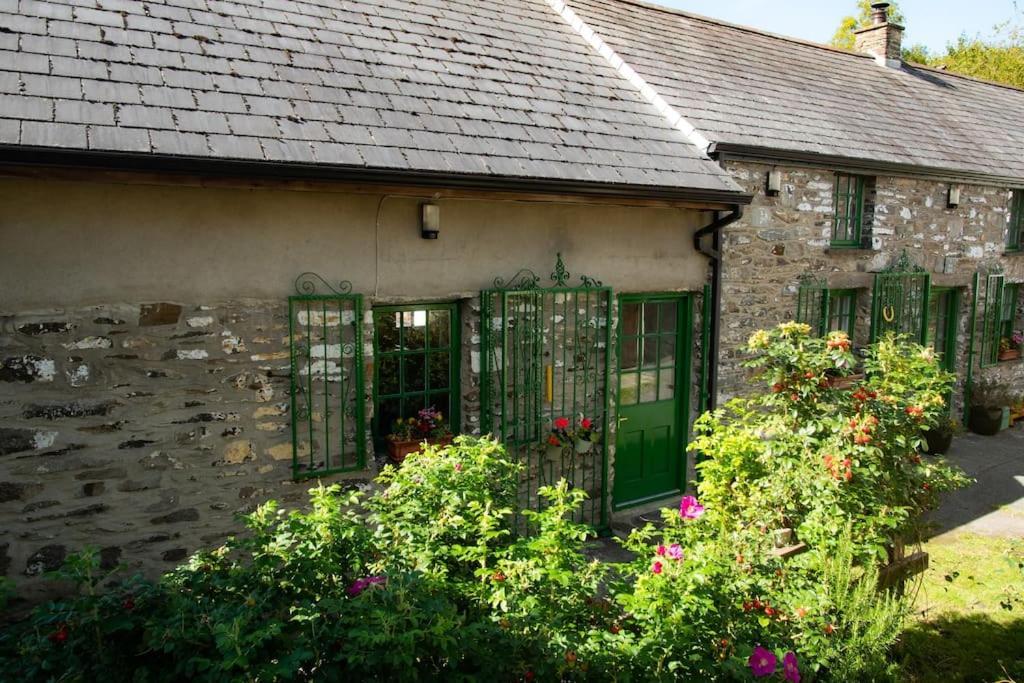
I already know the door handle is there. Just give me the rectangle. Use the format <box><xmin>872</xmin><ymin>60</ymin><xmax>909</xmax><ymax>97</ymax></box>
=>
<box><xmin>617</xmin><ymin>416</ymin><xmax>629</xmax><ymax>426</ymax></box>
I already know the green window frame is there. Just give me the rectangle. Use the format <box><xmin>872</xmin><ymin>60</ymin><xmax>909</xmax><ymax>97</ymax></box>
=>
<box><xmin>832</xmin><ymin>173</ymin><xmax>867</xmax><ymax>247</ymax></box>
<box><xmin>925</xmin><ymin>287</ymin><xmax>959</xmax><ymax>371</ymax></box>
<box><xmin>617</xmin><ymin>296</ymin><xmax>683</xmax><ymax>406</ymax></box>
<box><xmin>1008</xmin><ymin>190</ymin><xmax>1024</xmax><ymax>252</ymax></box>
<box><xmin>372</xmin><ymin>303</ymin><xmax>460</xmax><ymax>447</ymax></box>
<box><xmin>825</xmin><ymin>290</ymin><xmax>857</xmax><ymax>337</ymax></box>
<box><xmin>981</xmin><ymin>273</ymin><xmax>1006</xmax><ymax>367</ymax></box>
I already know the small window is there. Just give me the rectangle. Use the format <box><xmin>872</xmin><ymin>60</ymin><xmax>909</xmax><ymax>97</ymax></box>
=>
<box><xmin>826</xmin><ymin>290</ymin><xmax>857</xmax><ymax>338</ymax></box>
<box><xmin>998</xmin><ymin>283</ymin><xmax>1021</xmax><ymax>362</ymax></box>
<box><xmin>372</xmin><ymin>303</ymin><xmax>460</xmax><ymax>447</ymax></box>
<box><xmin>832</xmin><ymin>173</ymin><xmax>869</xmax><ymax>247</ymax></box>
<box><xmin>981</xmin><ymin>273</ymin><xmax>1006</xmax><ymax>367</ymax></box>
<box><xmin>1008</xmin><ymin>190</ymin><xmax>1024</xmax><ymax>251</ymax></box>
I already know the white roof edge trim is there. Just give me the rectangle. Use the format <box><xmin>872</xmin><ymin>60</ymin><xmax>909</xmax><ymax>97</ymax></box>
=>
<box><xmin>545</xmin><ymin>0</ymin><xmax>714</xmax><ymax>156</ymax></box>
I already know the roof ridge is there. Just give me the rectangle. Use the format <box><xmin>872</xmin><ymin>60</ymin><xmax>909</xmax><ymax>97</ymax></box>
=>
<box><xmin>545</xmin><ymin>0</ymin><xmax>713</xmax><ymax>156</ymax></box>
<box><xmin>587</xmin><ymin>0</ymin><xmax>878</xmax><ymax>60</ymax></box>
<box><xmin>584</xmin><ymin>0</ymin><xmax>1024</xmax><ymax>96</ymax></box>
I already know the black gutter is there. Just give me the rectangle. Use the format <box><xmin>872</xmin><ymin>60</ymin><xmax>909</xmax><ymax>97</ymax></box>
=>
<box><xmin>0</xmin><ymin>146</ymin><xmax>754</xmax><ymax>205</ymax></box>
<box><xmin>709</xmin><ymin>142</ymin><xmax>1024</xmax><ymax>189</ymax></box>
<box><xmin>694</xmin><ymin>205</ymin><xmax>744</xmax><ymax>411</ymax></box>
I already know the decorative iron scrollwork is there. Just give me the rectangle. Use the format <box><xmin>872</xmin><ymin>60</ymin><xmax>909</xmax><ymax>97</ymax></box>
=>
<box><xmin>492</xmin><ymin>269</ymin><xmax>542</xmax><ymax>291</ymax></box>
<box><xmin>881</xmin><ymin>249</ymin><xmax>927</xmax><ymax>274</ymax></box>
<box><xmin>294</xmin><ymin>272</ymin><xmax>354</xmax><ymax>296</ymax></box>
<box><xmin>492</xmin><ymin>254</ymin><xmax>604</xmax><ymax>291</ymax></box>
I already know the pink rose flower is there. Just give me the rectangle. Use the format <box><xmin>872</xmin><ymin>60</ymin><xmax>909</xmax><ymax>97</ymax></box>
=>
<box><xmin>651</xmin><ymin>561</ymin><xmax>663</xmax><ymax>574</ymax></box>
<box><xmin>656</xmin><ymin>544</ymin><xmax>667</xmax><ymax>556</ymax></box>
<box><xmin>748</xmin><ymin>646</ymin><xmax>777</xmax><ymax>677</ymax></box>
<box><xmin>667</xmin><ymin>543</ymin><xmax>684</xmax><ymax>560</ymax></box>
<box><xmin>348</xmin><ymin>574</ymin><xmax>386</xmax><ymax>596</ymax></box>
<box><xmin>679</xmin><ymin>495</ymin><xmax>705</xmax><ymax>520</ymax></box>
<box><xmin>783</xmin><ymin>651</ymin><xmax>800</xmax><ymax>683</ymax></box>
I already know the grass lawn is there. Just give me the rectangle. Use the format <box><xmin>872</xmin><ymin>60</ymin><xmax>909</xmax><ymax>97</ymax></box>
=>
<box><xmin>897</xmin><ymin>533</ymin><xmax>1024</xmax><ymax>682</ymax></box>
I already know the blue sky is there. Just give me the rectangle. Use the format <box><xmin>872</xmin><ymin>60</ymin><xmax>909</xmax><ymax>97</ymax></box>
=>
<box><xmin>654</xmin><ymin>0</ymin><xmax>1019</xmax><ymax>52</ymax></box>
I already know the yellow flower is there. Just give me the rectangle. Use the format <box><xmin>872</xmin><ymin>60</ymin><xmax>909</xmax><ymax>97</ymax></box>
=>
<box><xmin>408</xmin><ymin>417</ymin><xmax>416</xmax><ymax>424</ymax></box>
<box><xmin>748</xmin><ymin>329</ymin><xmax>771</xmax><ymax>350</ymax></box>
<box><xmin>778</xmin><ymin>321</ymin><xmax>812</xmax><ymax>337</ymax></box>
<box><xmin>437</xmin><ymin>412</ymin><xmax>443</xmax><ymax>421</ymax></box>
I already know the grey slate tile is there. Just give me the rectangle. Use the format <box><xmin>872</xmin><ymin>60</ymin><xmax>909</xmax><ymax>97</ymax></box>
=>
<box><xmin>207</xmin><ymin>133</ymin><xmax>263</xmax><ymax>158</ymax></box>
<box><xmin>310</xmin><ymin>141</ymin><xmax>365</xmax><ymax>165</ymax></box>
<box><xmin>150</xmin><ymin>129</ymin><xmax>209</xmax><ymax>156</ymax></box>
<box><xmin>4</xmin><ymin>94</ymin><xmax>52</xmax><ymax>121</ymax></box>
<box><xmin>55</xmin><ymin>100</ymin><xmax>115</xmax><ymax>125</ymax></box>
<box><xmin>173</xmin><ymin>109</ymin><xmax>231</xmax><ymax>134</ymax></box>
<box><xmin>88</xmin><ymin>125</ymin><xmax>151</xmax><ymax>152</ymax></box>
<box><xmin>119</xmin><ymin>105</ymin><xmax>176</xmax><ymax>129</ymax></box>
<box><xmin>21</xmin><ymin>74</ymin><xmax>80</xmax><ymax>99</ymax></box>
<box><xmin>21</xmin><ymin>120</ymin><xmax>87</xmax><ymax>147</ymax></box>
<box><xmin>0</xmin><ymin>117</ymin><xmax>19</xmax><ymax>143</ymax></box>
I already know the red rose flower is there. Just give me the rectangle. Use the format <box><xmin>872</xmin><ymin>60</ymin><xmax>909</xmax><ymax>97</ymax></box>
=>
<box><xmin>580</xmin><ymin>417</ymin><xmax>592</xmax><ymax>429</ymax></box>
<box><xmin>49</xmin><ymin>623</ymin><xmax>69</xmax><ymax>644</ymax></box>
<box><xmin>553</xmin><ymin>417</ymin><xmax>569</xmax><ymax>430</ymax></box>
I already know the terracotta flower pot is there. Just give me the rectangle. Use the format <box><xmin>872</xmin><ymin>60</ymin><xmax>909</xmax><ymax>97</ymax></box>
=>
<box><xmin>386</xmin><ymin>435</ymin><xmax>453</xmax><ymax>464</ymax></box>
<box><xmin>998</xmin><ymin>349</ymin><xmax>1020</xmax><ymax>362</ymax></box>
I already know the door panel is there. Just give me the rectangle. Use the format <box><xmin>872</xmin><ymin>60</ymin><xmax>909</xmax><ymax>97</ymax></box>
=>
<box><xmin>614</xmin><ymin>295</ymin><xmax>690</xmax><ymax>508</ymax></box>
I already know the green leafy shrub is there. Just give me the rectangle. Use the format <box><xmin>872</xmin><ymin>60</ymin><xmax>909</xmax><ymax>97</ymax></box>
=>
<box><xmin>0</xmin><ymin>330</ymin><xmax>971</xmax><ymax>681</ymax></box>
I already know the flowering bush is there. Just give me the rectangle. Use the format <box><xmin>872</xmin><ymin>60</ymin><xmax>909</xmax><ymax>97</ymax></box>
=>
<box><xmin>0</xmin><ymin>329</ymin><xmax>970</xmax><ymax>681</ymax></box>
<box><xmin>694</xmin><ymin>324</ymin><xmax>969</xmax><ymax>564</ymax></box>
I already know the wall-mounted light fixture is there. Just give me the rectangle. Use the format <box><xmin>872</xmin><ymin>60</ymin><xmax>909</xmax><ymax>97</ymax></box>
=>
<box><xmin>766</xmin><ymin>168</ymin><xmax>782</xmax><ymax>197</ymax></box>
<box><xmin>947</xmin><ymin>185</ymin><xmax>961</xmax><ymax>209</ymax></box>
<box><xmin>421</xmin><ymin>203</ymin><xmax>440</xmax><ymax>239</ymax></box>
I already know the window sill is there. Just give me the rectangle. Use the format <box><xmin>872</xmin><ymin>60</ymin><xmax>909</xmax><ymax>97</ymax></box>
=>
<box><xmin>826</xmin><ymin>246</ymin><xmax>875</xmax><ymax>254</ymax></box>
<box><xmin>1004</xmin><ymin>248</ymin><xmax>1024</xmax><ymax>256</ymax></box>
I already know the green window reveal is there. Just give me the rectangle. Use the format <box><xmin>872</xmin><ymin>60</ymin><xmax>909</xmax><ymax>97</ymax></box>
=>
<box><xmin>925</xmin><ymin>288</ymin><xmax>959</xmax><ymax>371</ymax></box>
<box><xmin>832</xmin><ymin>173</ymin><xmax>867</xmax><ymax>247</ymax></box>
<box><xmin>980</xmin><ymin>273</ymin><xmax>1006</xmax><ymax>367</ymax></box>
<box><xmin>826</xmin><ymin>290</ymin><xmax>857</xmax><ymax>337</ymax></box>
<box><xmin>372</xmin><ymin>303</ymin><xmax>460</xmax><ymax>447</ymax></box>
<box><xmin>1008</xmin><ymin>190</ymin><xmax>1024</xmax><ymax>251</ymax></box>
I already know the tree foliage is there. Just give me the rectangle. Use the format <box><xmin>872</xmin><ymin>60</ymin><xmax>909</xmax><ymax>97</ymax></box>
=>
<box><xmin>832</xmin><ymin>1</ymin><xmax>1024</xmax><ymax>90</ymax></box>
<box><xmin>830</xmin><ymin>0</ymin><xmax>905</xmax><ymax>51</ymax></box>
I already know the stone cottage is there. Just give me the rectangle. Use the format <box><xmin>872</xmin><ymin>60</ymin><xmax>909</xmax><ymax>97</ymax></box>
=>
<box><xmin>565</xmin><ymin>0</ymin><xmax>1024</xmax><ymax>408</ymax></box>
<box><xmin>2</xmin><ymin>0</ymin><xmax>1023</xmax><ymax>603</ymax></box>
<box><xmin>0</xmin><ymin>0</ymin><xmax>750</xmax><ymax>600</ymax></box>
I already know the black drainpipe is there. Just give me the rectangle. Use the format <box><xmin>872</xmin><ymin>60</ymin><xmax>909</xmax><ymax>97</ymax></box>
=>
<box><xmin>694</xmin><ymin>206</ymin><xmax>744</xmax><ymax>411</ymax></box>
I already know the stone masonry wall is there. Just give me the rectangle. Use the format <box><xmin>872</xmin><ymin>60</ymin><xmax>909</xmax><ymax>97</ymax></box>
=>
<box><xmin>0</xmin><ymin>299</ymin><xmax>377</xmax><ymax>604</ymax></box>
<box><xmin>718</xmin><ymin>160</ymin><xmax>1024</xmax><ymax>407</ymax></box>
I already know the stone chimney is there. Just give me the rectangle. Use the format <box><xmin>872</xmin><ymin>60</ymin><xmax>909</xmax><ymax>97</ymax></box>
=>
<box><xmin>853</xmin><ymin>2</ymin><xmax>904</xmax><ymax>68</ymax></box>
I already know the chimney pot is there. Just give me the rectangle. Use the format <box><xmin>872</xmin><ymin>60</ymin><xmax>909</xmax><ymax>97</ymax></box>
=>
<box><xmin>854</xmin><ymin>2</ymin><xmax>903</xmax><ymax>68</ymax></box>
<box><xmin>870</xmin><ymin>2</ymin><xmax>890</xmax><ymax>25</ymax></box>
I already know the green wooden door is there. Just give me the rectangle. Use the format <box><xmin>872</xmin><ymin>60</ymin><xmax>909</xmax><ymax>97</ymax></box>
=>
<box><xmin>614</xmin><ymin>294</ymin><xmax>691</xmax><ymax>508</ymax></box>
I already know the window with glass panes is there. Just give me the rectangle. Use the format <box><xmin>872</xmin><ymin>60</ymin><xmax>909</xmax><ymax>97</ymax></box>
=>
<box><xmin>617</xmin><ymin>299</ymin><xmax>679</xmax><ymax>406</ymax></box>
<box><xmin>372</xmin><ymin>304</ymin><xmax>459</xmax><ymax>445</ymax></box>
<box><xmin>826</xmin><ymin>290</ymin><xmax>857</xmax><ymax>337</ymax></box>
<box><xmin>925</xmin><ymin>288</ymin><xmax>958</xmax><ymax>371</ymax></box>
<box><xmin>1000</xmin><ymin>283</ymin><xmax>1020</xmax><ymax>354</ymax></box>
<box><xmin>832</xmin><ymin>173</ymin><xmax>867</xmax><ymax>247</ymax></box>
<box><xmin>1008</xmin><ymin>190</ymin><xmax>1024</xmax><ymax>251</ymax></box>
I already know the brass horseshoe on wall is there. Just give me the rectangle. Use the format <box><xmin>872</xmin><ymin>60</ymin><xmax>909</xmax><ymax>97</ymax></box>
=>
<box><xmin>882</xmin><ymin>305</ymin><xmax>896</xmax><ymax>323</ymax></box>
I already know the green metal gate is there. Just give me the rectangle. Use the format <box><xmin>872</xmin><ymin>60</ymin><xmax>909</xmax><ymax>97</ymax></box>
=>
<box><xmin>288</xmin><ymin>273</ymin><xmax>366</xmax><ymax>479</ymax></box>
<box><xmin>480</xmin><ymin>255</ymin><xmax>612</xmax><ymax>530</ymax></box>
<box><xmin>870</xmin><ymin>251</ymin><xmax>931</xmax><ymax>343</ymax></box>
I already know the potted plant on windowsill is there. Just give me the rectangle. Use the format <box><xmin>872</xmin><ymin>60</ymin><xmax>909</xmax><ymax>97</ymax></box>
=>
<box><xmin>386</xmin><ymin>406</ymin><xmax>453</xmax><ymax>464</ymax></box>
<box><xmin>998</xmin><ymin>332</ymin><xmax>1023</xmax><ymax>362</ymax></box>
<box><xmin>968</xmin><ymin>378</ymin><xmax>1011</xmax><ymax>436</ymax></box>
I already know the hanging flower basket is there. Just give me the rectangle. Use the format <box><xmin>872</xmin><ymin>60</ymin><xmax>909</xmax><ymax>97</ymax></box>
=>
<box><xmin>574</xmin><ymin>439</ymin><xmax>594</xmax><ymax>454</ymax></box>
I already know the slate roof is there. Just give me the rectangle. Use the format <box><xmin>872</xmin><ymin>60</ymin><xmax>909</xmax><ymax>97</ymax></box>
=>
<box><xmin>0</xmin><ymin>0</ymin><xmax>744</xmax><ymax>197</ymax></box>
<box><xmin>567</xmin><ymin>0</ymin><xmax>1024</xmax><ymax>183</ymax></box>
